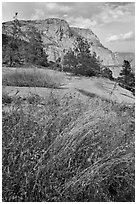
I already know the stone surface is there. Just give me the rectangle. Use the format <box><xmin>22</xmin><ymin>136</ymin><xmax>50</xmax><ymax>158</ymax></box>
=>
<box><xmin>3</xmin><ymin>18</ymin><xmax>133</xmax><ymax>70</ymax></box>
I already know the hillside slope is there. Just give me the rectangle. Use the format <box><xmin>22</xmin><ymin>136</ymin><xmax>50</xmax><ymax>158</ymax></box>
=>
<box><xmin>2</xmin><ymin>18</ymin><xmax>124</xmax><ymax>66</ymax></box>
<box><xmin>3</xmin><ymin>67</ymin><xmax>135</xmax><ymax>104</ymax></box>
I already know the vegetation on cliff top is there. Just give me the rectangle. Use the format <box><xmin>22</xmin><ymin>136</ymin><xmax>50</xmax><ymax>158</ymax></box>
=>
<box><xmin>2</xmin><ymin>15</ymin><xmax>48</xmax><ymax>67</ymax></box>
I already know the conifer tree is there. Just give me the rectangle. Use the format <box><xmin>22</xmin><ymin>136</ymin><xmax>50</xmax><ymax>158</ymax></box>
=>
<box><xmin>63</xmin><ymin>37</ymin><xmax>101</xmax><ymax>76</ymax></box>
<box><xmin>118</xmin><ymin>60</ymin><xmax>135</xmax><ymax>95</ymax></box>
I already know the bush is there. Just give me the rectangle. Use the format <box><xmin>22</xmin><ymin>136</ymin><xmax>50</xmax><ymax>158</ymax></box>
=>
<box><xmin>2</xmin><ymin>93</ymin><xmax>135</xmax><ymax>202</ymax></box>
<box><xmin>2</xmin><ymin>91</ymin><xmax>13</xmax><ymax>104</ymax></box>
<box><xmin>101</xmin><ymin>67</ymin><xmax>114</xmax><ymax>80</ymax></box>
<box><xmin>26</xmin><ymin>94</ymin><xmax>42</xmax><ymax>104</ymax></box>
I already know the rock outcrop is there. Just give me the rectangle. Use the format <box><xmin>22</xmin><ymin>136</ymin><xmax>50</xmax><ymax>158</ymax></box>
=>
<box><xmin>2</xmin><ymin>18</ymin><xmax>126</xmax><ymax>66</ymax></box>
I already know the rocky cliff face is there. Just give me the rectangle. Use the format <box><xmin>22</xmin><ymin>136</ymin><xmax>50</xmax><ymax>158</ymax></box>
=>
<box><xmin>2</xmin><ymin>18</ymin><xmax>124</xmax><ymax>66</ymax></box>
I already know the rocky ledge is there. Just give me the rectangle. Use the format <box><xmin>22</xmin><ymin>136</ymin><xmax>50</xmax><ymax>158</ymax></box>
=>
<box><xmin>2</xmin><ymin>18</ymin><xmax>125</xmax><ymax>66</ymax></box>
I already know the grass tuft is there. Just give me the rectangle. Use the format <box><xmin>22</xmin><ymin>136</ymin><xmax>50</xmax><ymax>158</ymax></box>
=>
<box><xmin>2</xmin><ymin>92</ymin><xmax>135</xmax><ymax>202</ymax></box>
<box><xmin>2</xmin><ymin>69</ymin><xmax>63</xmax><ymax>88</ymax></box>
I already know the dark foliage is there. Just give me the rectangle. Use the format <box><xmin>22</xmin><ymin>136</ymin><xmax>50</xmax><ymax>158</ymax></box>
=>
<box><xmin>101</xmin><ymin>67</ymin><xmax>114</xmax><ymax>80</ymax></box>
<box><xmin>118</xmin><ymin>60</ymin><xmax>135</xmax><ymax>95</ymax></box>
<box><xmin>63</xmin><ymin>37</ymin><xmax>101</xmax><ymax>77</ymax></box>
<box><xmin>2</xmin><ymin>16</ymin><xmax>48</xmax><ymax>67</ymax></box>
<box><xmin>2</xmin><ymin>18</ymin><xmax>24</xmax><ymax>67</ymax></box>
<box><xmin>24</xmin><ymin>26</ymin><xmax>48</xmax><ymax>66</ymax></box>
<box><xmin>2</xmin><ymin>91</ymin><xmax>13</xmax><ymax>104</ymax></box>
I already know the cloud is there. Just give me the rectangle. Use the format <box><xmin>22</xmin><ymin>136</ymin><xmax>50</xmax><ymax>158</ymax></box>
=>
<box><xmin>93</xmin><ymin>2</ymin><xmax>134</xmax><ymax>25</ymax></box>
<box><xmin>63</xmin><ymin>14</ymin><xmax>68</xmax><ymax>18</ymax></box>
<box><xmin>28</xmin><ymin>2</ymin><xmax>134</xmax><ymax>29</ymax></box>
<box><xmin>31</xmin><ymin>2</ymin><xmax>72</xmax><ymax>20</ymax></box>
<box><xmin>31</xmin><ymin>8</ymin><xmax>45</xmax><ymax>20</ymax></box>
<box><xmin>107</xmin><ymin>31</ymin><xmax>135</xmax><ymax>42</ymax></box>
<box><xmin>105</xmin><ymin>2</ymin><xmax>133</xmax><ymax>9</ymax></box>
<box><xmin>64</xmin><ymin>16</ymin><xmax>97</xmax><ymax>29</ymax></box>
<box><xmin>45</xmin><ymin>3</ymin><xmax>72</xmax><ymax>13</ymax></box>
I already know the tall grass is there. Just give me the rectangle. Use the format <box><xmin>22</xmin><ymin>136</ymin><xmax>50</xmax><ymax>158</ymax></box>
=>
<box><xmin>2</xmin><ymin>69</ymin><xmax>63</xmax><ymax>88</ymax></box>
<box><xmin>2</xmin><ymin>92</ymin><xmax>135</xmax><ymax>202</ymax></box>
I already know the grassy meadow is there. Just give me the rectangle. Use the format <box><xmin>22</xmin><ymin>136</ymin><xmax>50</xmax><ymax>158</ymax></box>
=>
<box><xmin>2</xmin><ymin>88</ymin><xmax>135</xmax><ymax>202</ymax></box>
<box><xmin>2</xmin><ymin>67</ymin><xmax>64</xmax><ymax>88</ymax></box>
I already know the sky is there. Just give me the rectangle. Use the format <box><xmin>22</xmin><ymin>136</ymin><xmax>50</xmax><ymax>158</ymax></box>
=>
<box><xmin>2</xmin><ymin>1</ymin><xmax>135</xmax><ymax>53</ymax></box>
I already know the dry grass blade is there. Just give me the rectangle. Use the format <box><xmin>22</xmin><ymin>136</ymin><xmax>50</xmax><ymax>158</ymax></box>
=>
<box><xmin>2</xmin><ymin>91</ymin><xmax>135</xmax><ymax>202</ymax></box>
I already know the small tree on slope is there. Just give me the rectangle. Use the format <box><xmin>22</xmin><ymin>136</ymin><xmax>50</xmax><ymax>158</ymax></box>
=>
<box><xmin>118</xmin><ymin>60</ymin><xmax>135</xmax><ymax>95</ymax></box>
<box><xmin>63</xmin><ymin>37</ymin><xmax>101</xmax><ymax>77</ymax></box>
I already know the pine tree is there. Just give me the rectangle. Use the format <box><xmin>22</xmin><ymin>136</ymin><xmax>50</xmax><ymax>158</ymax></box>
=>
<box><xmin>118</xmin><ymin>60</ymin><xmax>135</xmax><ymax>95</ymax></box>
<box><xmin>63</xmin><ymin>49</ymin><xmax>78</xmax><ymax>73</ymax></box>
<box><xmin>63</xmin><ymin>37</ymin><xmax>101</xmax><ymax>76</ymax></box>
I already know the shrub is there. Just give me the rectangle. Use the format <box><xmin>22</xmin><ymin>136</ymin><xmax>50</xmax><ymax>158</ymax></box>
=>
<box><xmin>2</xmin><ymin>91</ymin><xmax>13</xmax><ymax>104</ymax></box>
<box><xmin>26</xmin><ymin>94</ymin><xmax>42</xmax><ymax>104</ymax></box>
<box><xmin>101</xmin><ymin>67</ymin><xmax>114</xmax><ymax>80</ymax></box>
<box><xmin>2</xmin><ymin>92</ymin><xmax>135</xmax><ymax>202</ymax></box>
